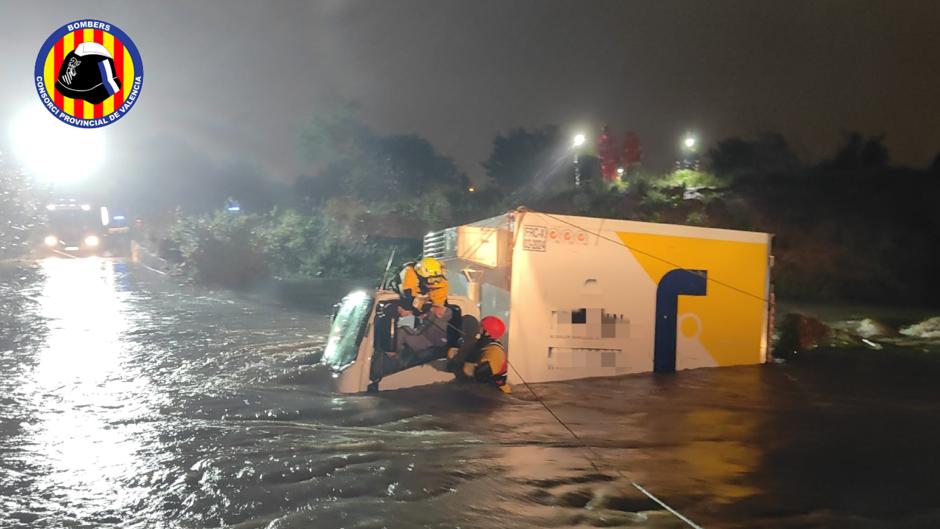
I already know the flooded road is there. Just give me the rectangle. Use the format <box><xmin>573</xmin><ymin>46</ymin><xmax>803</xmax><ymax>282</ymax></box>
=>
<box><xmin>2</xmin><ymin>258</ymin><xmax>940</xmax><ymax>528</ymax></box>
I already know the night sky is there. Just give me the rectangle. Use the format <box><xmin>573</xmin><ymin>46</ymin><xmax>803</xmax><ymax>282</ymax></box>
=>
<box><xmin>1</xmin><ymin>0</ymin><xmax>938</xmax><ymax>188</ymax></box>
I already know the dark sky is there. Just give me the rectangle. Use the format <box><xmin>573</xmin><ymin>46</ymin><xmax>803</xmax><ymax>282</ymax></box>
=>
<box><xmin>2</xmin><ymin>0</ymin><xmax>938</xmax><ymax>190</ymax></box>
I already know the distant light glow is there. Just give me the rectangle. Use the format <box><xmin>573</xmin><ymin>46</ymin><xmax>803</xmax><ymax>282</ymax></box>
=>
<box><xmin>683</xmin><ymin>135</ymin><xmax>697</xmax><ymax>149</ymax></box>
<box><xmin>44</xmin><ymin>235</ymin><xmax>58</xmax><ymax>247</ymax></box>
<box><xmin>467</xmin><ymin>186</ymin><xmax>475</xmax><ymax>193</ymax></box>
<box><xmin>226</xmin><ymin>206</ymin><xmax>241</xmax><ymax>212</ymax></box>
<box><xmin>100</xmin><ymin>207</ymin><xmax>110</xmax><ymax>227</ymax></box>
<box><xmin>10</xmin><ymin>106</ymin><xmax>106</xmax><ymax>183</ymax></box>
<box><xmin>113</xmin><ymin>215</ymin><xmax>125</xmax><ymax>221</ymax></box>
<box><xmin>617</xmin><ymin>167</ymin><xmax>625</xmax><ymax>176</ymax></box>
<box><xmin>84</xmin><ymin>235</ymin><xmax>100</xmax><ymax>247</ymax></box>
<box><xmin>46</xmin><ymin>204</ymin><xmax>57</xmax><ymax>211</ymax></box>
<box><xmin>572</xmin><ymin>133</ymin><xmax>586</xmax><ymax>148</ymax></box>
<box><xmin>80</xmin><ymin>204</ymin><xmax>91</xmax><ymax>211</ymax></box>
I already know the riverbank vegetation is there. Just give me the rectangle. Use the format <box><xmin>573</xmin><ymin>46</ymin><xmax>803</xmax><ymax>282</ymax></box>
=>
<box><xmin>155</xmin><ymin>108</ymin><xmax>940</xmax><ymax>305</ymax></box>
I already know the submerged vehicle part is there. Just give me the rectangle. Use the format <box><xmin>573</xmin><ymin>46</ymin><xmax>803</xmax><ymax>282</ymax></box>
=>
<box><xmin>322</xmin><ymin>289</ymin><xmax>479</xmax><ymax>393</ymax></box>
<box><xmin>321</xmin><ymin>209</ymin><xmax>774</xmax><ymax>393</ymax></box>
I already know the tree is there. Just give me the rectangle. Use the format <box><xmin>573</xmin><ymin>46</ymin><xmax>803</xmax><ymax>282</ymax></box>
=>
<box><xmin>597</xmin><ymin>125</ymin><xmax>619</xmax><ymax>182</ymax></box>
<box><xmin>299</xmin><ymin>106</ymin><xmax>467</xmax><ymax>205</ymax></box>
<box><xmin>622</xmin><ymin>131</ymin><xmax>643</xmax><ymax>176</ymax></box>
<box><xmin>374</xmin><ymin>133</ymin><xmax>468</xmax><ymax>194</ymax></box>
<box><xmin>292</xmin><ymin>173</ymin><xmax>346</xmax><ymax>207</ymax></box>
<box><xmin>929</xmin><ymin>150</ymin><xmax>940</xmax><ymax>174</ymax></box>
<box><xmin>859</xmin><ymin>135</ymin><xmax>889</xmax><ymax>167</ymax></box>
<box><xmin>212</xmin><ymin>162</ymin><xmax>289</xmax><ymax>213</ymax></box>
<box><xmin>825</xmin><ymin>131</ymin><xmax>889</xmax><ymax>170</ymax></box>
<box><xmin>481</xmin><ymin>126</ymin><xmax>563</xmax><ymax>193</ymax></box>
<box><xmin>707</xmin><ymin>133</ymin><xmax>800</xmax><ymax>184</ymax></box>
<box><xmin>297</xmin><ymin>104</ymin><xmax>469</xmax><ymax>237</ymax></box>
<box><xmin>299</xmin><ymin>101</ymin><xmax>371</xmax><ymax>168</ymax></box>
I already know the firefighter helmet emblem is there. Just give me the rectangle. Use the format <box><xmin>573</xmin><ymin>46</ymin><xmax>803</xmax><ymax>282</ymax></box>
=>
<box><xmin>34</xmin><ymin>19</ymin><xmax>144</xmax><ymax>128</ymax></box>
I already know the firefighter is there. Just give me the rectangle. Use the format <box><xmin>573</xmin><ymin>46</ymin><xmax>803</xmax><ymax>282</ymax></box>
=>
<box><xmin>413</xmin><ymin>257</ymin><xmax>449</xmax><ymax>308</ymax></box>
<box><xmin>460</xmin><ymin>316</ymin><xmax>510</xmax><ymax>393</ymax></box>
<box><xmin>395</xmin><ymin>257</ymin><xmax>447</xmax><ymax>311</ymax></box>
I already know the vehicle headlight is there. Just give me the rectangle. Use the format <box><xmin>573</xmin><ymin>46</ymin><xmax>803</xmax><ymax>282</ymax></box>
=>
<box><xmin>84</xmin><ymin>235</ymin><xmax>100</xmax><ymax>247</ymax></box>
<box><xmin>44</xmin><ymin>235</ymin><xmax>58</xmax><ymax>247</ymax></box>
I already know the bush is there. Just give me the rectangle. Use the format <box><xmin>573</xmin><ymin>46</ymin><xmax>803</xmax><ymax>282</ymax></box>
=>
<box><xmin>168</xmin><ymin>211</ymin><xmax>268</xmax><ymax>287</ymax></box>
<box><xmin>166</xmin><ymin>208</ymin><xmax>420</xmax><ymax>288</ymax></box>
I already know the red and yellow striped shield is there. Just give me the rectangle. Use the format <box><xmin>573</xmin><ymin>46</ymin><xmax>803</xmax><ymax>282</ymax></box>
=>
<box><xmin>34</xmin><ymin>20</ymin><xmax>144</xmax><ymax>128</ymax></box>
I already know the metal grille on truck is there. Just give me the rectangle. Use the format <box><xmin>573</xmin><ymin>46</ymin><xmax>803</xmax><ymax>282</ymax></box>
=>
<box><xmin>423</xmin><ymin>229</ymin><xmax>456</xmax><ymax>259</ymax></box>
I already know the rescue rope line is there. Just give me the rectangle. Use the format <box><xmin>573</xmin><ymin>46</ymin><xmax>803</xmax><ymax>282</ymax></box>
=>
<box><xmin>631</xmin><ymin>482</ymin><xmax>706</xmax><ymax>529</ymax></box>
<box><xmin>505</xmin><ymin>360</ymin><xmax>705</xmax><ymax>529</ymax></box>
<box><xmin>535</xmin><ymin>211</ymin><xmax>769</xmax><ymax>305</ymax></box>
<box><xmin>401</xmin><ymin>317</ymin><xmax>705</xmax><ymax>527</ymax></box>
<box><xmin>505</xmin><ymin>361</ymin><xmax>602</xmax><ymax>474</ymax></box>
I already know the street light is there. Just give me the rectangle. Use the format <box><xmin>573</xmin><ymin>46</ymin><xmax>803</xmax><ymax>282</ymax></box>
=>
<box><xmin>680</xmin><ymin>133</ymin><xmax>700</xmax><ymax>171</ymax></box>
<box><xmin>572</xmin><ymin>133</ymin><xmax>586</xmax><ymax>187</ymax></box>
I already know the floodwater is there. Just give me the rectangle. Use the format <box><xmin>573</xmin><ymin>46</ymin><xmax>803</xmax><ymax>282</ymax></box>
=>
<box><xmin>2</xmin><ymin>258</ymin><xmax>940</xmax><ymax>529</ymax></box>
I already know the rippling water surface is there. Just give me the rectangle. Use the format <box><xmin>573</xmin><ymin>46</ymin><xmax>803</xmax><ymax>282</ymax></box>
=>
<box><xmin>2</xmin><ymin>258</ymin><xmax>940</xmax><ymax>529</ymax></box>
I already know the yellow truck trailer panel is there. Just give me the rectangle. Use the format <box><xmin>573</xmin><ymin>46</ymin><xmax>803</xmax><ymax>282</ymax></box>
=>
<box><xmin>501</xmin><ymin>211</ymin><xmax>772</xmax><ymax>383</ymax></box>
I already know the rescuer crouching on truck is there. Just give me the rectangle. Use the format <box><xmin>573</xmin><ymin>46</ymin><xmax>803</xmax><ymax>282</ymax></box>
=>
<box><xmin>457</xmin><ymin>316</ymin><xmax>511</xmax><ymax>393</ymax></box>
<box><xmin>385</xmin><ymin>256</ymin><xmax>453</xmax><ymax>369</ymax></box>
<box><xmin>395</xmin><ymin>257</ymin><xmax>449</xmax><ymax>322</ymax></box>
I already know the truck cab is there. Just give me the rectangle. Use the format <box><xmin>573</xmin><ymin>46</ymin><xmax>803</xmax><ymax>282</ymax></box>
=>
<box><xmin>42</xmin><ymin>201</ymin><xmax>107</xmax><ymax>256</ymax></box>
<box><xmin>321</xmin><ymin>289</ymin><xmax>480</xmax><ymax>393</ymax></box>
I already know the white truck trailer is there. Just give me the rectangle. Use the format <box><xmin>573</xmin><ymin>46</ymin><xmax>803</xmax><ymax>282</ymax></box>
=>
<box><xmin>320</xmin><ymin>209</ymin><xmax>773</xmax><ymax>393</ymax></box>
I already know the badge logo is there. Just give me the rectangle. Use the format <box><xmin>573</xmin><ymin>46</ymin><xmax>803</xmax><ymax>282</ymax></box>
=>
<box><xmin>34</xmin><ymin>19</ymin><xmax>144</xmax><ymax>128</ymax></box>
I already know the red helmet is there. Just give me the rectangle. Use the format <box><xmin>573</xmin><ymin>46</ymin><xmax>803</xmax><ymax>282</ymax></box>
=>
<box><xmin>480</xmin><ymin>316</ymin><xmax>506</xmax><ymax>340</ymax></box>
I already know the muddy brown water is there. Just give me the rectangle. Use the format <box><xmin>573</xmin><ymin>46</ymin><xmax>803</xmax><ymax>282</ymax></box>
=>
<box><xmin>2</xmin><ymin>258</ymin><xmax>940</xmax><ymax>529</ymax></box>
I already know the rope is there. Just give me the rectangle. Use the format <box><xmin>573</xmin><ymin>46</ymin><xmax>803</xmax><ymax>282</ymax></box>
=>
<box><xmin>381</xmin><ymin>309</ymin><xmax>705</xmax><ymax>528</ymax></box>
<box><xmin>407</xmin><ymin>207</ymin><xmax>746</xmax><ymax>526</ymax></box>
<box><xmin>505</xmin><ymin>359</ymin><xmax>705</xmax><ymax>529</ymax></box>
<box><xmin>632</xmin><ymin>483</ymin><xmax>705</xmax><ymax>529</ymax></box>
<box><xmin>505</xmin><ymin>360</ymin><xmax>604</xmax><ymax>473</ymax></box>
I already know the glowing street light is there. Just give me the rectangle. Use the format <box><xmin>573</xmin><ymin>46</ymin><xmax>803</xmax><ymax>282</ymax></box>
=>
<box><xmin>679</xmin><ymin>133</ymin><xmax>701</xmax><ymax>171</ymax></box>
<box><xmin>572</xmin><ymin>132</ymin><xmax>587</xmax><ymax>187</ymax></box>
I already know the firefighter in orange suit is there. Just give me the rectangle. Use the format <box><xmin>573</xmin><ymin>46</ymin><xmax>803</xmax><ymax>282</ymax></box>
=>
<box><xmin>398</xmin><ymin>257</ymin><xmax>448</xmax><ymax>314</ymax></box>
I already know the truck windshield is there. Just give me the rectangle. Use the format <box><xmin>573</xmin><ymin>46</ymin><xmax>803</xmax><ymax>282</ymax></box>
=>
<box><xmin>48</xmin><ymin>209</ymin><xmax>100</xmax><ymax>234</ymax></box>
<box><xmin>322</xmin><ymin>291</ymin><xmax>373</xmax><ymax>370</ymax></box>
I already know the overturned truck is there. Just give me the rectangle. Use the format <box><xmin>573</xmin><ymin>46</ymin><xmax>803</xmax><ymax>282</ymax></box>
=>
<box><xmin>320</xmin><ymin>209</ymin><xmax>774</xmax><ymax>393</ymax></box>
